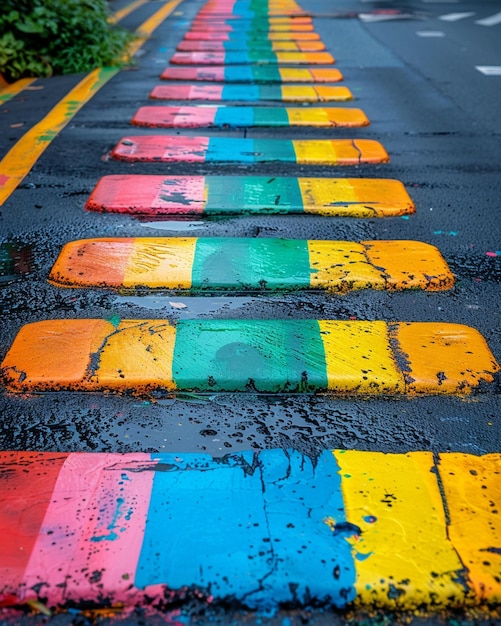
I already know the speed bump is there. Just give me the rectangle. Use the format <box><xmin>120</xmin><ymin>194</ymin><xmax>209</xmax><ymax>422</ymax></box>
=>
<box><xmin>160</xmin><ymin>66</ymin><xmax>344</xmax><ymax>82</ymax></box>
<box><xmin>2</xmin><ymin>320</ymin><xmax>498</xmax><ymax>395</ymax></box>
<box><xmin>183</xmin><ymin>30</ymin><xmax>321</xmax><ymax>40</ymax></box>
<box><xmin>169</xmin><ymin>51</ymin><xmax>335</xmax><ymax>64</ymax></box>
<box><xmin>176</xmin><ymin>40</ymin><xmax>325</xmax><ymax>51</ymax></box>
<box><xmin>149</xmin><ymin>84</ymin><xmax>353</xmax><ymax>102</ymax></box>
<box><xmin>48</xmin><ymin>238</ymin><xmax>454</xmax><ymax>292</ymax></box>
<box><xmin>111</xmin><ymin>136</ymin><xmax>390</xmax><ymax>165</ymax></box>
<box><xmin>188</xmin><ymin>22</ymin><xmax>315</xmax><ymax>31</ymax></box>
<box><xmin>131</xmin><ymin>106</ymin><xmax>369</xmax><ymax>128</ymax></box>
<box><xmin>85</xmin><ymin>175</ymin><xmax>415</xmax><ymax>217</ymax></box>
<box><xmin>0</xmin><ymin>449</ymin><xmax>499</xmax><ymax>611</ymax></box>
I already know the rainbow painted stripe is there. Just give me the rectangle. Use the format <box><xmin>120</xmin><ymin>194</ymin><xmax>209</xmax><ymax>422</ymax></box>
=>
<box><xmin>85</xmin><ymin>175</ymin><xmax>415</xmax><ymax>217</ymax></box>
<box><xmin>182</xmin><ymin>29</ymin><xmax>320</xmax><ymax>40</ymax></box>
<box><xmin>160</xmin><ymin>65</ymin><xmax>343</xmax><ymax>82</ymax></box>
<box><xmin>48</xmin><ymin>238</ymin><xmax>454</xmax><ymax>292</ymax></box>
<box><xmin>1</xmin><ymin>449</ymin><xmax>500</xmax><ymax>611</ymax></box>
<box><xmin>2</xmin><ymin>319</ymin><xmax>498</xmax><ymax>395</ymax></box>
<box><xmin>176</xmin><ymin>39</ymin><xmax>325</xmax><ymax>51</ymax></box>
<box><xmin>131</xmin><ymin>105</ymin><xmax>369</xmax><ymax>128</ymax></box>
<box><xmin>111</xmin><ymin>136</ymin><xmax>390</xmax><ymax>165</ymax></box>
<box><xmin>150</xmin><ymin>84</ymin><xmax>353</xmax><ymax>102</ymax></box>
<box><xmin>170</xmin><ymin>50</ymin><xmax>335</xmax><ymax>64</ymax></box>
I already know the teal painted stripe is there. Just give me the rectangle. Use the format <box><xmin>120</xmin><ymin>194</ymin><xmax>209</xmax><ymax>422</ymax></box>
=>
<box><xmin>191</xmin><ymin>237</ymin><xmax>311</xmax><ymax>289</ymax></box>
<box><xmin>204</xmin><ymin>176</ymin><xmax>304</xmax><ymax>214</ymax></box>
<box><xmin>253</xmin><ymin>138</ymin><xmax>296</xmax><ymax>162</ymax></box>
<box><xmin>222</xmin><ymin>85</ymin><xmax>262</xmax><ymax>100</ymax></box>
<box><xmin>172</xmin><ymin>319</ymin><xmax>328</xmax><ymax>392</ymax></box>
<box><xmin>223</xmin><ymin>66</ymin><xmax>282</xmax><ymax>82</ymax></box>
<box><xmin>259</xmin><ymin>85</ymin><xmax>282</xmax><ymax>99</ymax></box>
<box><xmin>135</xmin><ymin>449</ymin><xmax>355</xmax><ymax>610</ymax></box>
<box><xmin>253</xmin><ymin>106</ymin><xmax>289</xmax><ymax>125</ymax></box>
<box><xmin>222</xmin><ymin>40</ymin><xmax>273</xmax><ymax>52</ymax></box>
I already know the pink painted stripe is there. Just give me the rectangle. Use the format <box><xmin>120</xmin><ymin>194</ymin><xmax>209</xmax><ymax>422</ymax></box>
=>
<box><xmin>112</xmin><ymin>136</ymin><xmax>210</xmax><ymax>163</ymax></box>
<box><xmin>170</xmin><ymin>51</ymin><xmax>227</xmax><ymax>65</ymax></box>
<box><xmin>21</xmin><ymin>453</ymin><xmax>155</xmax><ymax>605</ymax></box>
<box><xmin>131</xmin><ymin>106</ymin><xmax>218</xmax><ymax>128</ymax></box>
<box><xmin>160</xmin><ymin>67</ymin><xmax>226</xmax><ymax>81</ymax></box>
<box><xmin>150</xmin><ymin>85</ymin><xmax>224</xmax><ymax>100</ymax></box>
<box><xmin>85</xmin><ymin>175</ymin><xmax>207</xmax><ymax>214</ymax></box>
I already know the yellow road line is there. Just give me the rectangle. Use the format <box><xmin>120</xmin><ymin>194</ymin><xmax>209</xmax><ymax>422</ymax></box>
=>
<box><xmin>0</xmin><ymin>0</ymin><xmax>184</xmax><ymax>207</ymax></box>
<box><xmin>109</xmin><ymin>0</ymin><xmax>149</xmax><ymax>23</ymax></box>
<box><xmin>0</xmin><ymin>78</ymin><xmax>36</xmax><ymax>106</ymax></box>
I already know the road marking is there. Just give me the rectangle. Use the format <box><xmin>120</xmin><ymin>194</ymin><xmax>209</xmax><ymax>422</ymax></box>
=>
<box><xmin>85</xmin><ymin>175</ymin><xmax>415</xmax><ymax>217</ymax></box>
<box><xmin>108</xmin><ymin>0</ymin><xmax>149</xmax><ymax>23</ymax></box>
<box><xmin>169</xmin><ymin>50</ymin><xmax>335</xmax><ymax>64</ymax></box>
<box><xmin>48</xmin><ymin>238</ymin><xmax>453</xmax><ymax>292</ymax></box>
<box><xmin>183</xmin><ymin>30</ymin><xmax>321</xmax><ymax>39</ymax></box>
<box><xmin>189</xmin><ymin>22</ymin><xmax>315</xmax><ymax>31</ymax></box>
<box><xmin>476</xmin><ymin>66</ymin><xmax>501</xmax><ymax>76</ymax></box>
<box><xmin>111</xmin><ymin>136</ymin><xmax>390</xmax><ymax>165</ymax></box>
<box><xmin>1</xmin><ymin>320</ymin><xmax>498</xmax><ymax>394</ymax></box>
<box><xmin>0</xmin><ymin>78</ymin><xmax>36</xmax><ymax>106</ymax></box>
<box><xmin>149</xmin><ymin>84</ymin><xmax>353</xmax><ymax>102</ymax></box>
<box><xmin>416</xmin><ymin>30</ymin><xmax>445</xmax><ymax>37</ymax></box>
<box><xmin>176</xmin><ymin>39</ymin><xmax>326</xmax><ymax>51</ymax></box>
<box><xmin>131</xmin><ymin>105</ymin><xmax>370</xmax><ymax>128</ymax></box>
<box><xmin>475</xmin><ymin>12</ymin><xmax>501</xmax><ymax>27</ymax></box>
<box><xmin>438</xmin><ymin>12</ymin><xmax>475</xmax><ymax>21</ymax></box>
<box><xmin>0</xmin><ymin>449</ymin><xmax>500</xmax><ymax>610</ymax></box>
<box><xmin>160</xmin><ymin>66</ymin><xmax>344</xmax><ymax>82</ymax></box>
<box><xmin>0</xmin><ymin>0</ymin><xmax>185</xmax><ymax>206</ymax></box>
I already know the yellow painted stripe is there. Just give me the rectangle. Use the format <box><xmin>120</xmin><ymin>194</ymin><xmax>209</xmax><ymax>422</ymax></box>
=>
<box><xmin>395</xmin><ymin>322</ymin><xmax>500</xmax><ymax>393</ymax></box>
<box><xmin>438</xmin><ymin>453</ymin><xmax>501</xmax><ymax>603</ymax></box>
<box><xmin>333</xmin><ymin>450</ymin><xmax>467</xmax><ymax>609</ymax></box>
<box><xmin>109</xmin><ymin>0</ymin><xmax>149</xmax><ymax>23</ymax></box>
<box><xmin>0</xmin><ymin>78</ymin><xmax>35</xmax><ymax>106</ymax></box>
<box><xmin>280</xmin><ymin>85</ymin><xmax>353</xmax><ymax>102</ymax></box>
<box><xmin>292</xmin><ymin>139</ymin><xmax>389</xmax><ymax>165</ymax></box>
<box><xmin>0</xmin><ymin>0</ymin><xmax>184</xmax><ymax>206</ymax></box>
<box><xmin>286</xmin><ymin>107</ymin><xmax>369</xmax><ymax>127</ymax></box>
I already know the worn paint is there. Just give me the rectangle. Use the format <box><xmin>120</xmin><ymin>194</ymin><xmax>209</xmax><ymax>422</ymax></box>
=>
<box><xmin>1</xmin><ymin>320</ymin><xmax>498</xmax><ymax>395</ymax></box>
<box><xmin>160</xmin><ymin>65</ymin><xmax>343</xmax><ymax>82</ymax></box>
<box><xmin>183</xmin><ymin>30</ymin><xmax>321</xmax><ymax>40</ymax></box>
<box><xmin>170</xmin><ymin>50</ymin><xmax>335</xmax><ymax>64</ymax></box>
<box><xmin>0</xmin><ymin>449</ymin><xmax>500</xmax><ymax>611</ymax></box>
<box><xmin>48</xmin><ymin>238</ymin><xmax>454</xmax><ymax>293</ymax></box>
<box><xmin>111</xmin><ymin>136</ymin><xmax>390</xmax><ymax>165</ymax></box>
<box><xmin>149</xmin><ymin>84</ymin><xmax>353</xmax><ymax>101</ymax></box>
<box><xmin>131</xmin><ymin>105</ymin><xmax>369</xmax><ymax>128</ymax></box>
<box><xmin>176</xmin><ymin>39</ymin><xmax>325</xmax><ymax>51</ymax></box>
<box><xmin>0</xmin><ymin>78</ymin><xmax>36</xmax><ymax>106</ymax></box>
<box><xmin>85</xmin><ymin>175</ymin><xmax>414</xmax><ymax>217</ymax></box>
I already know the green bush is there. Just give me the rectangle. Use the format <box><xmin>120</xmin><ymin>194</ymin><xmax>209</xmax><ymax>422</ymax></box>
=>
<box><xmin>0</xmin><ymin>0</ymin><xmax>133</xmax><ymax>81</ymax></box>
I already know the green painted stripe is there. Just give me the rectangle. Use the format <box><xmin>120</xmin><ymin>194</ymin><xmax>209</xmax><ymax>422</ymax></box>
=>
<box><xmin>191</xmin><ymin>238</ymin><xmax>311</xmax><ymax>289</ymax></box>
<box><xmin>253</xmin><ymin>106</ymin><xmax>290</xmax><ymax>125</ymax></box>
<box><xmin>172</xmin><ymin>319</ymin><xmax>328</xmax><ymax>392</ymax></box>
<box><xmin>253</xmin><ymin>138</ymin><xmax>297</xmax><ymax>161</ymax></box>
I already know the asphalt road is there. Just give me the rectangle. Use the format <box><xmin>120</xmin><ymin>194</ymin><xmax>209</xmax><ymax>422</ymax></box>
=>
<box><xmin>0</xmin><ymin>0</ymin><xmax>500</xmax><ymax>622</ymax></box>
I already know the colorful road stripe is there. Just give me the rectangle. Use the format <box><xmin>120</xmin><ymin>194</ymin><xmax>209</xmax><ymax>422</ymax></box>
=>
<box><xmin>0</xmin><ymin>77</ymin><xmax>36</xmax><ymax>106</ymax></box>
<box><xmin>0</xmin><ymin>449</ymin><xmax>500</xmax><ymax>611</ymax></box>
<box><xmin>150</xmin><ymin>84</ymin><xmax>353</xmax><ymax>102</ymax></box>
<box><xmin>48</xmin><ymin>238</ymin><xmax>453</xmax><ymax>292</ymax></box>
<box><xmin>85</xmin><ymin>175</ymin><xmax>415</xmax><ymax>217</ymax></box>
<box><xmin>160</xmin><ymin>66</ymin><xmax>343</xmax><ymax>82</ymax></box>
<box><xmin>2</xmin><ymin>319</ymin><xmax>498</xmax><ymax>395</ymax></box>
<box><xmin>131</xmin><ymin>105</ymin><xmax>369</xmax><ymax>128</ymax></box>
<box><xmin>169</xmin><ymin>51</ymin><xmax>335</xmax><ymax>64</ymax></box>
<box><xmin>111</xmin><ymin>136</ymin><xmax>390</xmax><ymax>165</ymax></box>
<box><xmin>182</xmin><ymin>30</ymin><xmax>321</xmax><ymax>40</ymax></box>
<box><xmin>188</xmin><ymin>22</ymin><xmax>315</xmax><ymax>31</ymax></box>
<box><xmin>176</xmin><ymin>39</ymin><xmax>325</xmax><ymax>51</ymax></box>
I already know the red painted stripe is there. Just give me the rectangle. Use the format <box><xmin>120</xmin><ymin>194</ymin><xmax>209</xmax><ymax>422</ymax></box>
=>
<box><xmin>160</xmin><ymin>67</ymin><xmax>225</xmax><ymax>81</ymax></box>
<box><xmin>150</xmin><ymin>85</ymin><xmax>224</xmax><ymax>100</ymax></box>
<box><xmin>85</xmin><ymin>175</ymin><xmax>206</xmax><ymax>214</ymax></box>
<box><xmin>0</xmin><ymin>452</ymin><xmax>68</xmax><ymax>603</ymax></box>
<box><xmin>111</xmin><ymin>136</ymin><xmax>210</xmax><ymax>162</ymax></box>
<box><xmin>131</xmin><ymin>106</ymin><xmax>217</xmax><ymax>128</ymax></box>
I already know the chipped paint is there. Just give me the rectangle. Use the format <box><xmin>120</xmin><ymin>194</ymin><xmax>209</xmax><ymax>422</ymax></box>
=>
<box><xmin>48</xmin><ymin>238</ymin><xmax>454</xmax><ymax>292</ymax></box>
<box><xmin>1</xmin><ymin>320</ymin><xmax>498</xmax><ymax>395</ymax></box>
<box><xmin>149</xmin><ymin>84</ymin><xmax>353</xmax><ymax>101</ymax></box>
<box><xmin>85</xmin><ymin>175</ymin><xmax>415</xmax><ymax>217</ymax></box>
<box><xmin>160</xmin><ymin>65</ymin><xmax>343</xmax><ymax>82</ymax></box>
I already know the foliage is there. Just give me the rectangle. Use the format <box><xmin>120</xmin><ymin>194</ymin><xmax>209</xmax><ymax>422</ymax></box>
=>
<box><xmin>0</xmin><ymin>0</ymin><xmax>132</xmax><ymax>81</ymax></box>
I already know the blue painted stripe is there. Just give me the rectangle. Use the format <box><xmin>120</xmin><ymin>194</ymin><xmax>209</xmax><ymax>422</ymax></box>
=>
<box><xmin>206</xmin><ymin>137</ymin><xmax>256</xmax><ymax>163</ymax></box>
<box><xmin>135</xmin><ymin>449</ymin><xmax>355</xmax><ymax>610</ymax></box>
<box><xmin>223</xmin><ymin>67</ymin><xmax>255</xmax><ymax>81</ymax></box>
<box><xmin>214</xmin><ymin>106</ymin><xmax>255</xmax><ymax>127</ymax></box>
<box><xmin>223</xmin><ymin>85</ymin><xmax>261</xmax><ymax>101</ymax></box>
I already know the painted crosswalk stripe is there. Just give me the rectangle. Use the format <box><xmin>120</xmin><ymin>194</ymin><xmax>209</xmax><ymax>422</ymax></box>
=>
<box><xmin>149</xmin><ymin>84</ymin><xmax>353</xmax><ymax>102</ymax></box>
<box><xmin>49</xmin><ymin>238</ymin><xmax>453</xmax><ymax>292</ymax></box>
<box><xmin>189</xmin><ymin>16</ymin><xmax>313</xmax><ymax>24</ymax></box>
<box><xmin>111</xmin><ymin>136</ymin><xmax>390</xmax><ymax>165</ymax></box>
<box><xmin>131</xmin><ymin>105</ymin><xmax>369</xmax><ymax>128</ymax></box>
<box><xmin>2</xmin><ymin>320</ymin><xmax>498</xmax><ymax>395</ymax></box>
<box><xmin>160</xmin><ymin>65</ymin><xmax>343</xmax><ymax>82</ymax></box>
<box><xmin>1</xmin><ymin>449</ymin><xmax>499</xmax><ymax>610</ymax></box>
<box><xmin>169</xmin><ymin>51</ymin><xmax>335</xmax><ymax>64</ymax></box>
<box><xmin>438</xmin><ymin>12</ymin><xmax>475</xmax><ymax>21</ymax></box>
<box><xmin>475</xmin><ymin>12</ymin><xmax>501</xmax><ymax>26</ymax></box>
<box><xmin>85</xmin><ymin>175</ymin><xmax>415</xmax><ymax>217</ymax></box>
<box><xmin>176</xmin><ymin>39</ymin><xmax>325</xmax><ymax>51</ymax></box>
<box><xmin>183</xmin><ymin>30</ymin><xmax>321</xmax><ymax>40</ymax></box>
<box><xmin>188</xmin><ymin>22</ymin><xmax>315</xmax><ymax>31</ymax></box>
